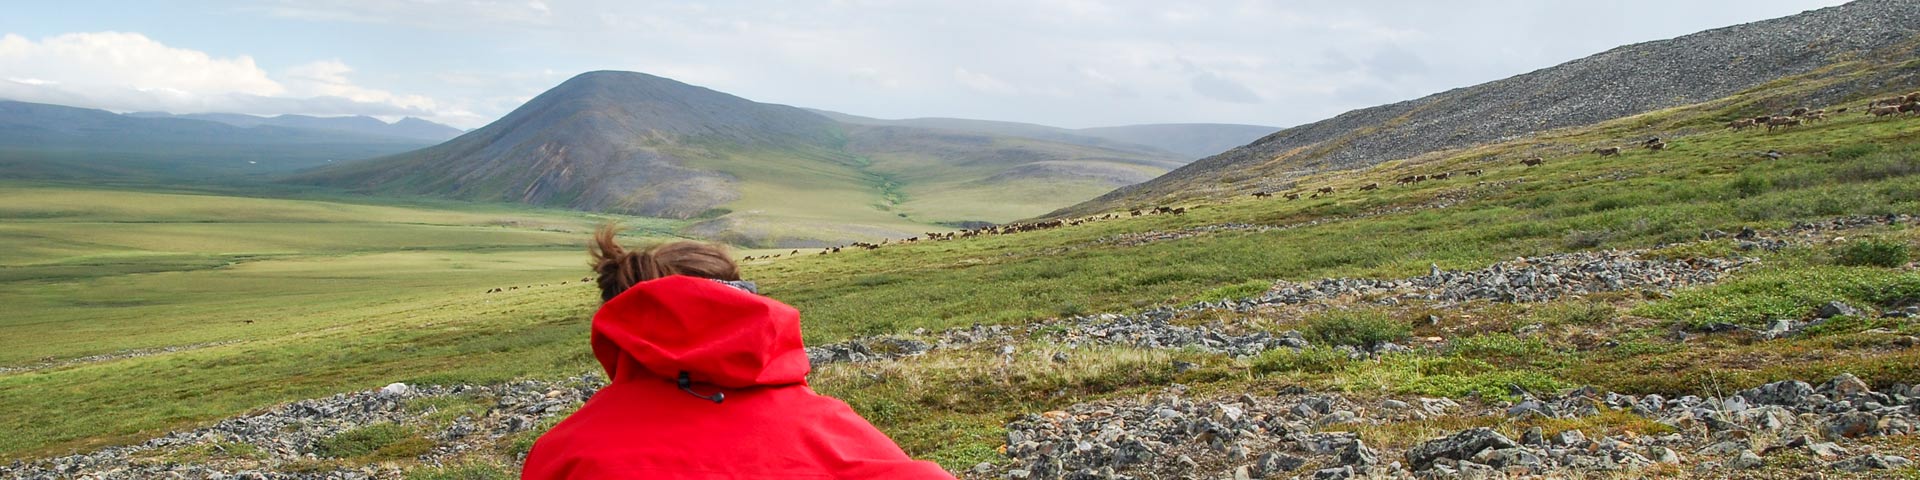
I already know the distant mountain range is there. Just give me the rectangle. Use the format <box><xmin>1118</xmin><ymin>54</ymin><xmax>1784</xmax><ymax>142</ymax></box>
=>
<box><xmin>1054</xmin><ymin>0</ymin><xmax>1920</xmax><ymax>216</ymax></box>
<box><xmin>810</xmin><ymin>109</ymin><xmax>1275</xmax><ymax>159</ymax></box>
<box><xmin>123</xmin><ymin>112</ymin><xmax>464</xmax><ymax>142</ymax></box>
<box><xmin>1</xmin><ymin>71</ymin><xmax>1272</xmax><ymax>247</ymax></box>
<box><xmin>0</xmin><ymin>100</ymin><xmax>436</xmax><ymax>180</ymax></box>
<box><xmin>289</xmin><ymin>71</ymin><xmax>1250</xmax><ymax>246</ymax></box>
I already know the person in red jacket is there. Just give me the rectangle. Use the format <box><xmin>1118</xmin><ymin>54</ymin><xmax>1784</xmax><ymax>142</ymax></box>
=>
<box><xmin>521</xmin><ymin>226</ymin><xmax>955</xmax><ymax>479</ymax></box>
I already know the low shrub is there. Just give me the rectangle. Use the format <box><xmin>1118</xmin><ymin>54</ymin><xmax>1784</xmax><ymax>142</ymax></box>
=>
<box><xmin>1302</xmin><ymin>309</ymin><xmax>1410</xmax><ymax>348</ymax></box>
<box><xmin>1253</xmin><ymin>346</ymin><xmax>1352</xmax><ymax>374</ymax></box>
<box><xmin>1827</xmin><ymin>143</ymin><xmax>1882</xmax><ymax>161</ymax></box>
<box><xmin>314</xmin><ymin>423</ymin><xmax>431</xmax><ymax>460</ymax></box>
<box><xmin>1835</xmin><ymin>239</ymin><xmax>1911</xmax><ymax>268</ymax></box>
<box><xmin>1562</xmin><ymin>229</ymin><xmax>1612</xmax><ymax>249</ymax></box>
<box><xmin>1728</xmin><ymin>172</ymin><xmax>1771</xmax><ymax>199</ymax></box>
<box><xmin>406</xmin><ymin>462</ymin><xmax>514</xmax><ymax>480</ymax></box>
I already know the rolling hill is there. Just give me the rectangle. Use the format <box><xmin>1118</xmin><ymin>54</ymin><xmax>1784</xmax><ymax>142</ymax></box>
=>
<box><xmin>0</xmin><ymin>100</ymin><xmax>435</xmax><ymax>180</ymax></box>
<box><xmin>291</xmin><ymin>71</ymin><xmax>1193</xmax><ymax>246</ymax></box>
<box><xmin>1053</xmin><ymin>0</ymin><xmax>1920</xmax><ymax>217</ymax></box>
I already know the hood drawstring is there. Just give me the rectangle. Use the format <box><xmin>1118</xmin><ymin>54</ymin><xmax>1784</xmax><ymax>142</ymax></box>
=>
<box><xmin>677</xmin><ymin>372</ymin><xmax>725</xmax><ymax>404</ymax></box>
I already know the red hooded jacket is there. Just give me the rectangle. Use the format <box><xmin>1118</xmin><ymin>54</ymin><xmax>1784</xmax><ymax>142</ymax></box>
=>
<box><xmin>521</xmin><ymin>275</ymin><xmax>955</xmax><ymax>479</ymax></box>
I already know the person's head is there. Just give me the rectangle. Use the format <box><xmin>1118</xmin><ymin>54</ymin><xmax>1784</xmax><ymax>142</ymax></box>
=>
<box><xmin>590</xmin><ymin>224</ymin><xmax>740</xmax><ymax>303</ymax></box>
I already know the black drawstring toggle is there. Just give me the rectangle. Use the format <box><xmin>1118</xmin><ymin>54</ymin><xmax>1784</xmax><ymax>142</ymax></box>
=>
<box><xmin>677</xmin><ymin>372</ymin><xmax>724</xmax><ymax>404</ymax></box>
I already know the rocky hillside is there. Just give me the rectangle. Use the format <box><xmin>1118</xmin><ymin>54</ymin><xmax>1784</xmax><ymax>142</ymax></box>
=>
<box><xmin>1054</xmin><ymin>0</ymin><xmax>1920</xmax><ymax>217</ymax></box>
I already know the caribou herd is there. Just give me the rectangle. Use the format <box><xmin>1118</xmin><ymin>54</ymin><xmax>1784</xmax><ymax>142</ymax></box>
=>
<box><xmin>1729</xmin><ymin>93</ymin><xmax>1918</xmax><ymax>131</ymax></box>
<box><xmin>721</xmin><ymin>91</ymin><xmax>1920</xmax><ymax>265</ymax></box>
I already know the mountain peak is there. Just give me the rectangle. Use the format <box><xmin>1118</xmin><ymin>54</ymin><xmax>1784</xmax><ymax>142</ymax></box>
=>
<box><xmin>497</xmin><ymin>69</ymin><xmax>836</xmax><ymax>144</ymax></box>
<box><xmin>291</xmin><ymin>70</ymin><xmax>840</xmax><ymax>219</ymax></box>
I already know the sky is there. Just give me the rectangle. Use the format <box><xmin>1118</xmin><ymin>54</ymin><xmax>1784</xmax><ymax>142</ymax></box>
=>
<box><xmin>0</xmin><ymin>0</ymin><xmax>1851</xmax><ymax>130</ymax></box>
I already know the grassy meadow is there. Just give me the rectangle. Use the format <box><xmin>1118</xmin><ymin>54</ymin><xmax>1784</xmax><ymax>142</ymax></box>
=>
<box><xmin>0</xmin><ymin>184</ymin><xmax>687</xmax><ymax>455</ymax></box>
<box><xmin>2</xmin><ymin>73</ymin><xmax>1920</xmax><ymax>477</ymax></box>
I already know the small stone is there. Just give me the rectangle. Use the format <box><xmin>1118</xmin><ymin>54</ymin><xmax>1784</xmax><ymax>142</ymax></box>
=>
<box><xmin>1521</xmin><ymin>426</ymin><xmax>1545</xmax><ymax>446</ymax></box>
<box><xmin>1255</xmin><ymin>452</ymin><xmax>1306</xmax><ymax>476</ymax></box>
<box><xmin>1805</xmin><ymin>442</ymin><xmax>1848</xmax><ymax>459</ymax></box>
<box><xmin>1312</xmin><ymin>466</ymin><xmax>1354</xmax><ymax>480</ymax></box>
<box><xmin>1823</xmin><ymin>373</ymin><xmax>1871</xmax><ymax>397</ymax></box>
<box><xmin>1176</xmin><ymin>455</ymin><xmax>1198</xmax><ymax>471</ymax></box>
<box><xmin>1554</xmin><ymin>429</ymin><xmax>1588</xmax><ymax>448</ymax></box>
<box><xmin>1337</xmin><ymin>440</ymin><xmax>1378</xmax><ymax>467</ymax></box>
<box><xmin>1506</xmin><ymin>400</ymin><xmax>1540</xmax><ymax>418</ymax></box>
<box><xmin>1824</xmin><ymin>411</ymin><xmax>1879</xmax><ymax>439</ymax></box>
<box><xmin>1730</xmin><ymin>450</ymin><xmax>1764</xmax><ymax>470</ymax></box>
<box><xmin>1654</xmin><ymin>447</ymin><xmax>1681</xmax><ymax>464</ymax></box>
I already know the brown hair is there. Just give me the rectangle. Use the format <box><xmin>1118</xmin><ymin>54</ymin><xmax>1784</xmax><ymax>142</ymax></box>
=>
<box><xmin>590</xmin><ymin>224</ymin><xmax>740</xmax><ymax>302</ymax></box>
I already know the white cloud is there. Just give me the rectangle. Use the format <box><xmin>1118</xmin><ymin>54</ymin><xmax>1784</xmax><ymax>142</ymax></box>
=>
<box><xmin>282</xmin><ymin>60</ymin><xmax>439</xmax><ymax>112</ymax></box>
<box><xmin>0</xmin><ymin>32</ymin><xmax>283</xmax><ymax>97</ymax></box>
<box><xmin>0</xmin><ymin>32</ymin><xmax>463</xmax><ymax>124</ymax></box>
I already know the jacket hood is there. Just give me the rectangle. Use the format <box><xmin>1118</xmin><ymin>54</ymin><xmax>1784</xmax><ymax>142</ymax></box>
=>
<box><xmin>591</xmin><ymin>275</ymin><xmax>810</xmax><ymax>388</ymax></box>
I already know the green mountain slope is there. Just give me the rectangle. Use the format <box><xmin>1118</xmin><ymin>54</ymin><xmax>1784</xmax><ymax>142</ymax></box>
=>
<box><xmin>1056</xmin><ymin>0</ymin><xmax>1920</xmax><ymax>217</ymax></box>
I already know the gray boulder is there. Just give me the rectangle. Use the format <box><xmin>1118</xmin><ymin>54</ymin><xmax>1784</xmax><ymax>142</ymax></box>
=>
<box><xmin>1817</xmin><ymin>301</ymin><xmax>1860</xmax><ymax>318</ymax></box>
